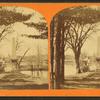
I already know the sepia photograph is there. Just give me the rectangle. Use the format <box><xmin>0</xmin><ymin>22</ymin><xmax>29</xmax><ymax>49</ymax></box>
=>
<box><xmin>50</xmin><ymin>6</ymin><xmax>100</xmax><ymax>89</ymax></box>
<box><xmin>0</xmin><ymin>6</ymin><xmax>48</xmax><ymax>89</ymax></box>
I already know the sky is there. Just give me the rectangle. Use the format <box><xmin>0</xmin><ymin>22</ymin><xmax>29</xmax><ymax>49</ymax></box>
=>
<box><xmin>0</xmin><ymin>7</ymin><xmax>48</xmax><ymax>57</ymax></box>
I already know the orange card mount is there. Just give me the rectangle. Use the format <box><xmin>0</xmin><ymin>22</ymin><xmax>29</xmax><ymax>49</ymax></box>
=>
<box><xmin>0</xmin><ymin>3</ymin><xmax>99</xmax><ymax>96</ymax></box>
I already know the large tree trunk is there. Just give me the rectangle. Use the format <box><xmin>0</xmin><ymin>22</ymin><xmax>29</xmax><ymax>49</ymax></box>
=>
<box><xmin>60</xmin><ymin>47</ymin><xmax>64</xmax><ymax>83</ymax></box>
<box><xmin>50</xmin><ymin>16</ymin><xmax>61</xmax><ymax>89</ymax></box>
<box><xmin>50</xmin><ymin>18</ymin><xmax>55</xmax><ymax>89</ymax></box>
<box><xmin>55</xmin><ymin>15</ymin><xmax>61</xmax><ymax>89</ymax></box>
<box><xmin>51</xmin><ymin>15</ymin><xmax>65</xmax><ymax>89</ymax></box>
<box><xmin>75</xmin><ymin>51</ymin><xmax>82</xmax><ymax>73</ymax></box>
<box><xmin>60</xmin><ymin>16</ymin><xmax>64</xmax><ymax>84</ymax></box>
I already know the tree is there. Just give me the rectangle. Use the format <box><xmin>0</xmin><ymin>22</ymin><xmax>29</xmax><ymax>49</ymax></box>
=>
<box><xmin>14</xmin><ymin>36</ymin><xmax>30</xmax><ymax>70</ymax></box>
<box><xmin>0</xmin><ymin>7</ymin><xmax>31</xmax><ymax>71</ymax></box>
<box><xmin>0</xmin><ymin>7</ymin><xmax>31</xmax><ymax>42</ymax></box>
<box><xmin>50</xmin><ymin>15</ymin><xmax>65</xmax><ymax>89</ymax></box>
<box><xmin>50</xmin><ymin>18</ymin><xmax>55</xmax><ymax>88</ymax></box>
<box><xmin>54</xmin><ymin>6</ymin><xmax>100</xmax><ymax>73</ymax></box>
<box><xmin>17</xmin><ymin>48</ymin><xmax>30</xmax><ymax>70</ymax></box>
<box><xmin>16</xmin><ymin>37</ymin><xmax>23</xmax><ymax>52</ymax></box>
<box><xmin>22</xmin><ymin>15</ymin><xmax>48</xmax><ymax>78</ymax></box>
<box><xmin>50</xmin><ymin>6</ymin><xmax>100</xmax><ymax>88</ymax></box>
<box><xmin>24</xmin><ymin>19</ymin><xmax>48</xmax><ymax>39</ymax></box>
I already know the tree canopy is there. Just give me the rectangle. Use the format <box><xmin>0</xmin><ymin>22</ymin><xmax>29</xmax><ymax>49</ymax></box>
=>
<box><xmin>0</xmin><ymin>7</ymin><xmax>48</xmax><ymax>40</ymax></box>
<box><xmin>24</xmin><ymin>21</ymin><xmax>48</xmax><ymax>39</ymax></box>
<box><xmin>54</xmin><ymin>6</ymin><xmax>100</xmax><ymax>51</ymax></box>
<box><xmin>0</xmin><ymin>7</ymin><xmax>31</xmax><ymax>26</ymax></box>
<box><xmin>0</xmin><ymin>7</ymin><xmax>32</xmax><ymax>42</ymax></box>
<box><xmin>58</xmin><ymin>6</ymin><xmax>100</xmax><ymax>25</ymax></box>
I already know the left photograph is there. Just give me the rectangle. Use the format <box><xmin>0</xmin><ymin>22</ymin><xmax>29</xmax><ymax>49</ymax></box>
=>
<box><xmin>0</xmin><ymin>6</ymin><xmax>48</xmax><ymax>89</ymax></box>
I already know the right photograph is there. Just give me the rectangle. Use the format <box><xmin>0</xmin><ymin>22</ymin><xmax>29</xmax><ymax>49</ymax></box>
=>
<box><xmin>50</xmin><ymin>6</ymin><xmax>100</xmax><ymax>89</ymax></box>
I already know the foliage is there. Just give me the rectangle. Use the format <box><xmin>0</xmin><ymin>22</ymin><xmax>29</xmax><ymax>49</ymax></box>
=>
<box><xmin>53</xmin><ymin>6</ymin><xmax>100</xmax><ymax>73</ymax></box>
<box><xmin>0</xmin><ymin>7</ymin><xmax>31</xmax><ymax>42</ymax></box>
<box><xmin>24</xmin><ymin>21</ymin><xmax>48</xmax><ymax>39</ymax></box>
<box><xmin>0</xmin><ymin>7</ymin><xmax>31</xmax><ymax>26</ymax></box>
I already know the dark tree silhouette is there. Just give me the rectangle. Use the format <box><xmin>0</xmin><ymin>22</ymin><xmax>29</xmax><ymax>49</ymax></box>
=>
<box><xmin>50</xmin><ymin>18</ymin><xmax>55</xmax><ymax>89</ymax></box>
<box><xmin>58</xmin><ymin>6</ymin><xmax>100</xmax><ymax>73</ymax></box>
<box><xmin>61</xmin><ymin>6</ymin><xmax>100</xmax><ymax>73</ymax></box>
<box><xmin>50</xmin><ymin>15</ymin><xmax>64</xmax><ymax>89</ymax></box>
<box><xmin>0</xmin><ymin>7</ymin><xmax>31</xmax><ymax>41</ymax></box>
<box><xmin>24</xmin><ymin>21</ymin><xmax>48</xmax><ymax>39</ymax></box>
